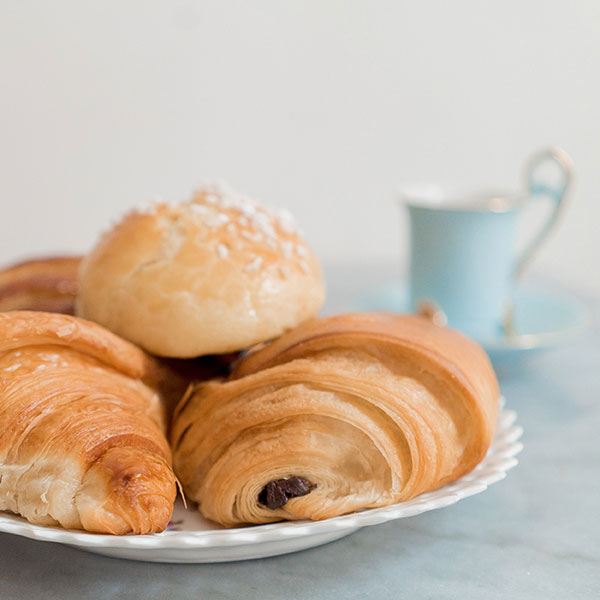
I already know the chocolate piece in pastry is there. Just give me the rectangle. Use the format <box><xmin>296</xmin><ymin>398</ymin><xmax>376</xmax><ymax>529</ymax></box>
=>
<box><xmin>0</xmin><ymin>256</ymin><xmax>81</xmax><ymax>314</ymax></box>
<box><xmin>76</xmin><ymin>182</ymin><xmax>325</xmax><ymax>358</ymax></box>
<box><xmin>171</xmin><ymin>313</ymin><xmax>499</xmax><ymax>527</ymax></box>
<box><xmin>0</xmin><ymin>311</ymin><xmax>177</xmax><ymax>534</ymax></box>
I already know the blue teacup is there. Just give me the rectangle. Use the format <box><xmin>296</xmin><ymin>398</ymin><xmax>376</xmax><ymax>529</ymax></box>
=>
<box><xmin>401</xmin><ymin>147</ymin><xmax>573</xmax><ymax>340</ymax></box>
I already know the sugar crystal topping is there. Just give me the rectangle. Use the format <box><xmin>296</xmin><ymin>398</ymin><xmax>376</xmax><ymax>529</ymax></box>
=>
<box><xmin>280</xmin><ymin>241</ymin><xmax>293</xmax><ymax>259</ymax></box>
<box><xmin>188</xmin><ymin>182</ymin><xmax>311</xmax><ymax>276</ymax></box>
<box><xmin>142</xmin><ymin>181</ymin><xmax>313</xmax><ymax>277</ymax></box>
<box><xmin>217</xmin><ymin>243</ymin><xmax>229</xmax><ymax>259</ymax></box>
<box><xmin>244</xmin><ymin>256</ymin><xmax>263</xmax><ymax>272</ymax></box>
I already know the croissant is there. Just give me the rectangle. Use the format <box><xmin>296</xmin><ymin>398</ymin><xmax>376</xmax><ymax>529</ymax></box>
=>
<box><xmin>172</xmin><ymin>312</ymin><xmax>499</xmax><ymax>527</ymax></box>
<box><xmin>0</xmin><ymin>311</ymin><xmax>177</xmax><ymax>534</ymax></box>
<box><xmin>0</xmin><ymin>256</ymin><xmax>81</xmax><ymax>314</ymax></box>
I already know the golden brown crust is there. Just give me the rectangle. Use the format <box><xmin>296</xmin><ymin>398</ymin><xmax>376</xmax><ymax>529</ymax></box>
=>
<box><xmin>76</xmin><ymin>184</ymin><xmax>325</xmax><ymax>357</ymax></box>
<box><xmin>172</xmin><ymin>312</ymin><xmax>499</xmax><ymax>527</ymax></box>
<box><xmin>0</xmin><ymin>311</ymin><xmax>177</xmax><ymax>534</ymax></box>
<box><xmin>0</xmin><ymin>256</ymin><xmax>81</xmax><ymax>314</ymax></box>
<box><xmin>234</xmin><ymin>312</ymin><xmax>499</xmax><ymax>447</ymax></box>
<box><xmin>0</xmin><ymin>310</ymin><xmax>162</xmax><ymax>385</ymax></box>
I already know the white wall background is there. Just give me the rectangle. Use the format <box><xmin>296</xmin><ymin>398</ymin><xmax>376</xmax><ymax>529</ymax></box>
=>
<box><xmin>1</xmin><ymin>1</ymin><xmax>599</xmax><ymax>294</ymax></box>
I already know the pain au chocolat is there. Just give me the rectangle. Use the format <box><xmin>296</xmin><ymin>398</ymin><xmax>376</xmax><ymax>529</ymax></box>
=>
<box><xmin>76</xmin><ymin>183</ymin><xmax>325</xmax><ymax>358</ymax></box>
<box><xmin>171</xmin><ymin>312</ymin><xmax>499</xmax><ymax>527</ymax></box>
<box><xmin>0</xmin><ymin>311</ymin><xmax>177</xmax><ymax>534</ymax></box>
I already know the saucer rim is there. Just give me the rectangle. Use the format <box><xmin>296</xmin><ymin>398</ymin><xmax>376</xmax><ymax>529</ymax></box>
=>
<box><xmin>356</xmin><ymin>282</ymin><xmax>594</xmax><ymax>353</ymax></box>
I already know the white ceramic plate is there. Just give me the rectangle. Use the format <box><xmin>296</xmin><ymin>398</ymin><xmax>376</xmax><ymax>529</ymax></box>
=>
<box><xmin>0</xmin><ymin>407</ymin><xmax>522</xmax><ymax>563</ymax></box>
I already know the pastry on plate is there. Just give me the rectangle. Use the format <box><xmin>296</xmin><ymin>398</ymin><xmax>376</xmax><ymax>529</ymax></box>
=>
<box><xmin>76</xmin><ymin>182</ymin><xmax>325</xmax><ymax>357</ymax></box>
<box><xmin>0</xmin><ymin>311</ymin><xmax>177</xmax><ymax>534</ymax></box>
<box><xmin>0</xmin><ymin>256</ymin><xmax>81</xmax><ymax>314</ymax></box>
<box><xmin>171</xmin><ymin>312</ymin><xmax>499</xmax><ymax>527</ymax></box>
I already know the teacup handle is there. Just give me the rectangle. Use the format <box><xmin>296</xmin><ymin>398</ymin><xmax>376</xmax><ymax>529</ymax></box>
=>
<box><xmin>515</xmin><ymin>147</ymin><xmax>574</xmax><ymax>279</ymax></box>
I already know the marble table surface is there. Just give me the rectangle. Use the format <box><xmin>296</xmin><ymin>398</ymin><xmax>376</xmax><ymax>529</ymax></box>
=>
<box><xmin>1</xmin><ymin>263</ymin><xmax>598</xmax><ymax>599</ymax></box>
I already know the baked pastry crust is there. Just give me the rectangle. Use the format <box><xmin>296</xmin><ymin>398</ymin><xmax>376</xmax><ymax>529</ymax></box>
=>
<box><xmin>172</xmin><ymin>312</ymin><xmax>499</xmax><ymax>527</ymax></box>
<box><xmin>76</xmin><ymin>183</ymin><xmax>325</xmax><ymax>357</ymax></box>
<box><xmin>0</xmin><ymin>256</ymin><xmax>80</xmax><ymax>314</ymax></box>
<box><xmin>0</xmin><ymin>311</ymin><xmax>177</xmax><ymax>534</ymax></box>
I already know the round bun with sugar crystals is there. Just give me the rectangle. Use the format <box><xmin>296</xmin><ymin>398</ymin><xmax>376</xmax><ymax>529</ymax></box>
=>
<box><xmin>76</xmin><ymin>183</ymin><xmax>325</xmax><ymax>358</ymax></box>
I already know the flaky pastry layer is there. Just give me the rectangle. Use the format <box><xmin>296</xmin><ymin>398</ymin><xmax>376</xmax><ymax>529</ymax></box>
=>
<box><xmin>172</xmin><ymin>313</ymin><xmax>499</xmax><ymax>527</ymax></box>
<box><xmin>0</xmin><ymin>311</ymin><xmax>177</xmax><ymax>534</ymax></box>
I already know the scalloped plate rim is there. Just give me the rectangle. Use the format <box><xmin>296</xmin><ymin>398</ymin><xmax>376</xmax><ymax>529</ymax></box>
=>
<box><xmin>0</xmin><ymin>404</ymin><xmax>522</xmax><ymax>558</ymax></box>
